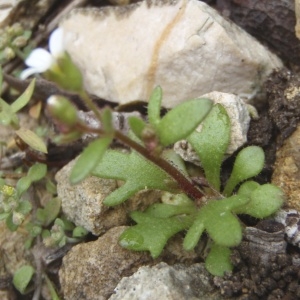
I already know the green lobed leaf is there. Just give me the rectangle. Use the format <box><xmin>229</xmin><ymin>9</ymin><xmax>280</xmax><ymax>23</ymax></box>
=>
<box><xmin>13</xmin><ymin>265</ymin><xmax>35</xmax><ymax>294</ymax></box>
<box><xmin>92</xmin><ymin>150</ymin><xmax>178</xmax><ymax>206</ymax></box>
<box><xmin>223</xmin><ymin>146</ymin><xmax>265</xmax><ymax>196</ymax></box>
<box><xmin>15</xmin><ymin>128</ymin><xmax>48</xmax><ymax>153</ymax></box>
<box><xmin>27</xmin><ymin>163</ymin><xmax>47</xmax><ymax>182</ymax></box>
<box><xmin>128</xmin><ymin>116</ymin><xmax>147</xmax><ymax>139</ymax></box>
<box><xmin>184</xmin><ymin>195</ymin><xmax>249</xmax><ymax>251</ymax></box>
<box><xmin>234</xmin><ymin>183</ymin><xmax>284</xmax><ymax>218</ymax></box>
<box><xmin>205</xmin><ymin>244</ymin><xmax>233</xmax><ymax>276</ymax></box>
<box><xmin>187</xmin><ymin>104</ymin><xmax>231</xmax><ymax>191</ymax></box>
<box><xmin>70</xmin><ymin>137</ymin><xmax>112</xmax><ymax>184</ymax></box>
<box><xmin>119</xmin><ymin>210</ymin><xmax>193</xmax><ymax>258</ymax></box>
<box><xmin>157</xmin><ymin>98</ymin><xmax>213</xmax><ymax>146</ymax></box>
<box><xmin>148</xmin><ymin>86</ymin><xmax>162</xmax><ymax>127</ymax></box>
<box><xmin>11</xmin><ymin>78</ymin><xmax>35</xmax><ymax>113</ymax></box>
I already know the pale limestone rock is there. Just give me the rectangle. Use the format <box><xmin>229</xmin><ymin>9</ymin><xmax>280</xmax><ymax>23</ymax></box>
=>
<box><xmin>55</xmin><ymin>158</ymin><xmax>162</xmax><ymax>235</ymax></box>
<box><xmin>60</xmin><ymin>0</ymin><xmax>283</xmax><ymax>108</ymax></box>
<box><xmin>109</xmin><ymin>262</ymin><xmax>216</xmax><ymax>300</ymax></box>
<box><xmin>174</xmin><ymin>92</ymin><xmax>250</xmax><ymax>165</ymax></box>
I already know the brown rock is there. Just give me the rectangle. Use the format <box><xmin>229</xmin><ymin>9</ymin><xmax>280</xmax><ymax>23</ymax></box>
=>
<box><xmin>59</xmin><ymin>226</ymin><xmax>156</xmax><ymax>300</ymax></box>
<box><xmin>272</xmin><ymin>126</ymin><xmax>300</xmax><ymax>210</ymax></box>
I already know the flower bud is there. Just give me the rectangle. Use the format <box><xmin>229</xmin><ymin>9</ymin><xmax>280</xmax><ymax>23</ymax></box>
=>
<box><xmin>47</xmin><ymin>95</ymin><xmax>78</xmax><ymax>127</ymax></box>
<box><xmin>46</xmin><ymin>53</ymin><xmax>83</xmax><ymax>93</ymax></box>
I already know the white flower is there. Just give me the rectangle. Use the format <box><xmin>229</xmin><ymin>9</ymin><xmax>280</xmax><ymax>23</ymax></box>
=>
<box><xmin>20</xmin><ymin>28</ymin><xmax>64</xmax><ymax>79</ymax></box>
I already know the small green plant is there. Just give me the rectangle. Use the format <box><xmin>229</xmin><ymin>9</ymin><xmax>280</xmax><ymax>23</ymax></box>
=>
<box><xmin>5</xmin><ymin>27</ymin><xmax>284</xmax><ymax>280</ymax></box>
<box><xmin>47</xmin><ymin>84</ymin><xmax>283</xmax><ymax>276</ymax></box>
<box><xmin>85</xmin><ymin>90</ymin><xmax>283</xmax><ymax>276</ymax></box>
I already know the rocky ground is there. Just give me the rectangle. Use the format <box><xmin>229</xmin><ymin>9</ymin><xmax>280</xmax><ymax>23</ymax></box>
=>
<box><xmin>1</xmin><ymin>0</ymin><xmax>300</xmax><ymax>299</ymax></box>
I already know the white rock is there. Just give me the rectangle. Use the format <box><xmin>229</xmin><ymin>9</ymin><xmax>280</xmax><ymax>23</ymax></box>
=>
<box><xmin>109</xmin><ymin>262</ymin><xmax>214</xmax><ymax>300</ymax></box>
<box><xmin>174</xmin><ymin>91</ymin><xmax>250</xmax><ymax>165</ymax></box>
<box><xmin>60</xmin><ymin>0</ymin><xmax>283</xmax><ymax>108</ymax></box>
